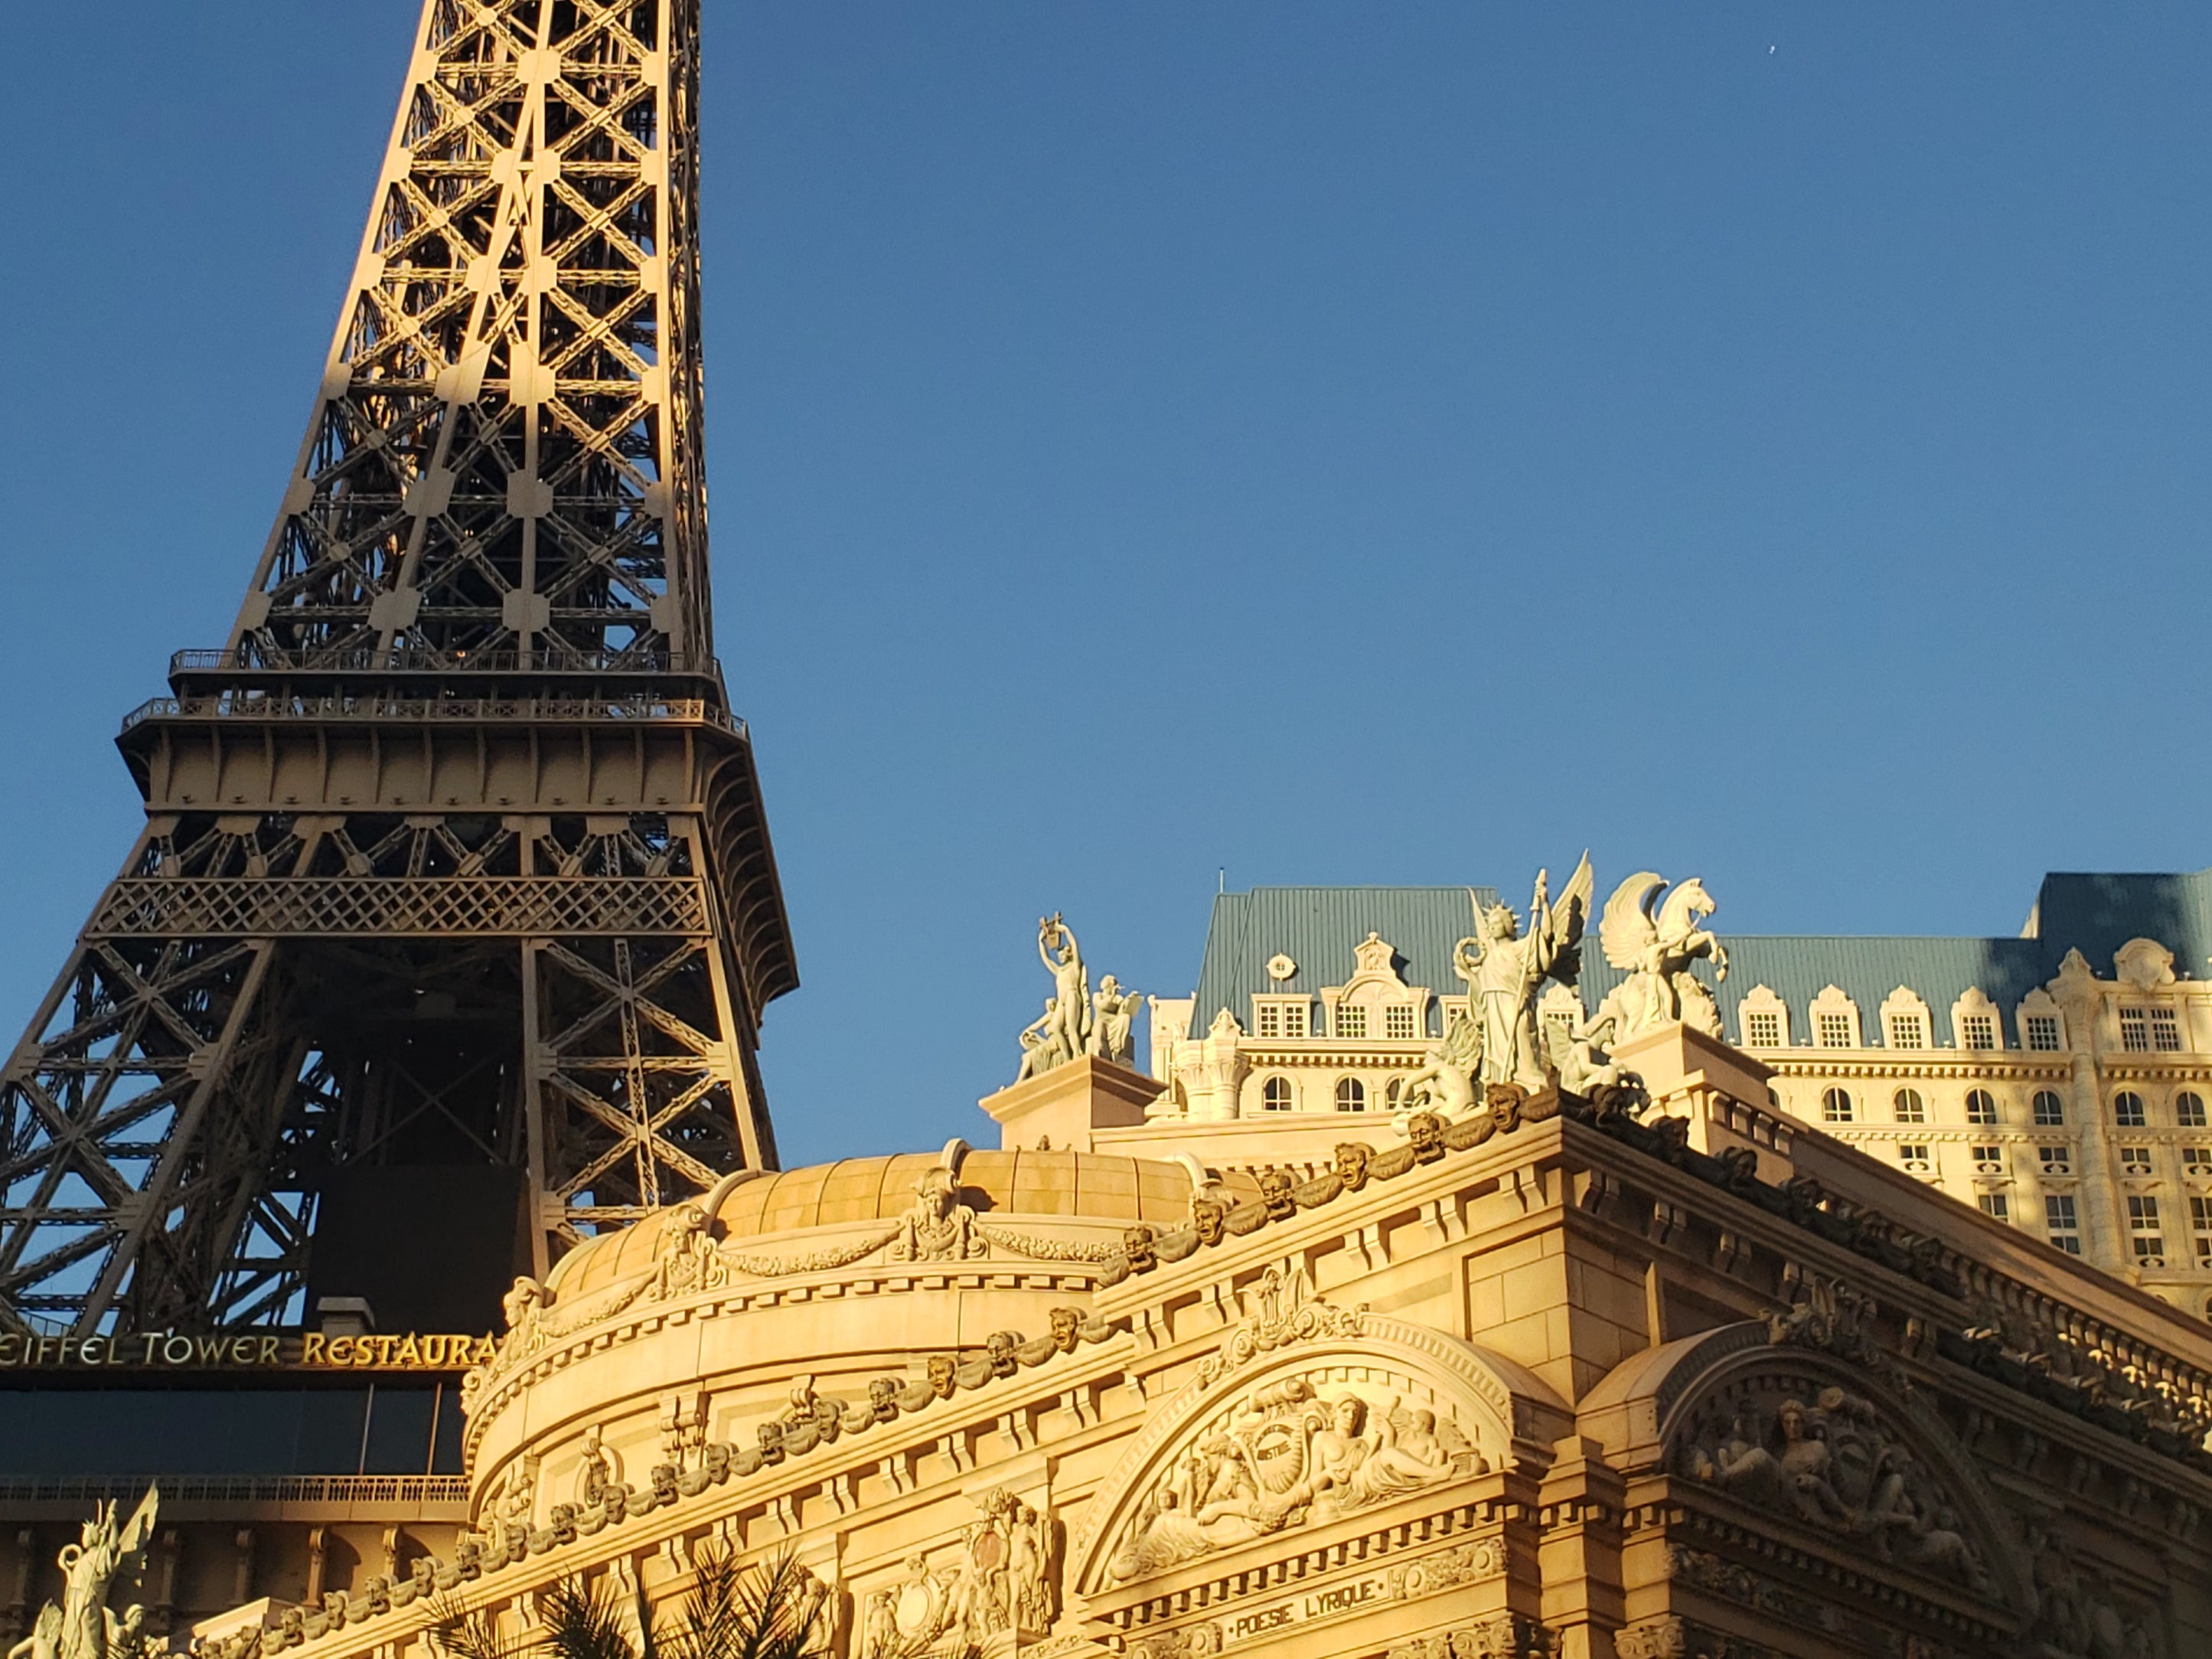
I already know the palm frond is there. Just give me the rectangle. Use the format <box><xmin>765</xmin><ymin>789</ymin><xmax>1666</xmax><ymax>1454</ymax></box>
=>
<box><xmin>429</xmin><ymin>1595</ymin><xmax>525</xmax><ymax>1659</ymax></box>
<box><xmin>665</xmin><ymin>1547</ymin><xmax>826</xmax><ymax>1659</ymax></box>
<box><xmin>537</xmin><ymin>1576</ymin><xmax>638</xmax><ymax>1659</ymax></box>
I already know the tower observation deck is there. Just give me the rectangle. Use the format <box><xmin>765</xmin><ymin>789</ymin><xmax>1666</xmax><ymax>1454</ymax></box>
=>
<box><xmin>0</xmin><ymin>0</ymin><xmax>795</xmax><ymax>1337</ymax></box>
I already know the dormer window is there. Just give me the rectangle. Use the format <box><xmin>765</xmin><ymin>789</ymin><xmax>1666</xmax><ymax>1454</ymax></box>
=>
<box><xmin>1818</xmin><ymin>1013</ymin><xmax>1853</xmax><ymax>1049</ymax></box>
<box><xmin>1959</xmin><ymin>1014</ymin><xmax>1996</xmax><ymax>1051</ymax></box>
<box><xmin>1385</xmin><ymin>1005</ymin><xmax>1418</xmax><ymax>1040</ymax></box>
<box><xmin>1254</xmin><ymin>999</ymin><xmax>1309</xmax><ymax>1039</ymax></box>
<box><xmin>2119</xmin><ymin>1006</ymin><xmax>2182</xmax><ymax>1053</ymax></box>
<box><xmin>1745</xmin><ymin>1010</ymin><xmax>1783</xmax><ymax>1047</ymax></box>
<box><xmin>1887</xmin><ymin>1013</ymin><xmax>1927</xmax><ymax>1049</ymax></box>
<box><xmin>1336</xmin><ymin>1006</ymin><xmax>1367</xmax><ymax>1039</ymax></box>
<box><xmin>2025</xmin><ymin>1013</ymin><xmax>2063</xmax><ymax>1052</ymax></box>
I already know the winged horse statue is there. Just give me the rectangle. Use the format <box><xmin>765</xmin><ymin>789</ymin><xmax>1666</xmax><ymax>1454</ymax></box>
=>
<box><xmin>1595</xmin><ymin>873</ymin><xmax>1729</xmax><ymax>1040</ymax></box>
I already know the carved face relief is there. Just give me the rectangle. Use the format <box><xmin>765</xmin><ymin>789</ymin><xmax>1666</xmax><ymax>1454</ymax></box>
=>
<box><xmin>926</xmin><ymin>1354</ymin><xmax>959</xmax><ymax>1399</ymax></box>
<box><xmin>1333</xmin><ymin>1141</ymin><xmax>1372</xmax><ymax>1190</ymax></box>
<box><xmin>987</xmin><ymin>1331</ymin><xmax>1020</xmax><ymax>1376</ymax></box>
<box><xmin>867</xmin><ymin>1377</ymin><xmax>901</xmax><ymax>1420</ymax></box>
<box><xmin>1123</xmin><ymin>1225</ymin><xmax>1157</xmax><ymax>1272</ymax></box>
<box><xmin>1406</xmin><ymin>1112</ymin><xmax>1445</xmax><ymax>1160</ymax></box>
<box><xmin>1049</xmin><ymin>1307</ymin><xmax>1082</xmax><ymax>1351</ymax></box>
<box><xmin>1191</xmin><ymin>1199</ymin><xmax>1227</xmax><ymax>1247</ymax></box>
<box><xmin>1258</xmin><ymin>1170</ymin><xmax>1297</xmax><ymax>1219</ymax></box>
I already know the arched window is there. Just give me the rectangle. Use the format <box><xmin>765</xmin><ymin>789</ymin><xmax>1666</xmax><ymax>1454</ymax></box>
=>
<box><xmin>2114</xmin><ymin>1090</ymin><xmax>2147</xmax><ymax>1128</ymax></box>
<box><xmin>1335</xmin><ymin>1077</ymin><xmax>1367</xmax><ymax>1113</ymax></box>
<box><xmin>2032</xmin><ymin>1089</ymin><xmax>2065</xmax><ymax>1126</ymax></box>
<box><xmin>1261</xmin><ymin>1075</ymin><xmax>1294</xmax><ymax>1112</ymax></box>
<box><xmin>1965</xmin><ymin>1089</ymin><xmax>1998</xmax><ymax>1125</ymax></box>
<box><xmin>1822</xmin><ymin>1087</ymin><xmax>1855</xmax><ymax>1123</ymax></box>
<box><xmin>1892</xmin><ymin>1088</ymin><xmax>1925</xmax><ymax>1124</ymax></box>
<box><xmin>2179</xmin><ymin>1090</ymin><xmax>2207</xmax><ymax>1128</ymax></box>
<box><xmin>1385</xmin><ymin>1077</ymin><xmax>1404</xmax><ymax>1110</ymax></box>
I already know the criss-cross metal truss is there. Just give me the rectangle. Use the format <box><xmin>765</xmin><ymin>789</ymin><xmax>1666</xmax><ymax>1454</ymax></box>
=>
<box><xmin>0</xmin><ymin>0</ymin><xmax>796</xmax><ymax>1337</ymax></box>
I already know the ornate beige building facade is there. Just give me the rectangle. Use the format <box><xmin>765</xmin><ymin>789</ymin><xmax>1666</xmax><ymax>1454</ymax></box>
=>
<box><xmin>129</xmin><ymin>1007</ymin><xmax>2212</xmax><ymax>1659</ymax></box>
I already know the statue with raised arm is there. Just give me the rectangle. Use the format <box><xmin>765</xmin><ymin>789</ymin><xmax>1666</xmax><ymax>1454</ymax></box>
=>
<box><xmin>1594</xmin><ymin>873</ymin><xmax>1728</xmax><ymax>1040</ymax></box>
<box><xmin>1452</xmin><ymin>857</ymin><xmax>1593</xmax><ymax>1095</ymax></box>
<box><xmin>1039</xmin><ymin>915</ymin><xmax>1091</xmax><ymax>1064</ymax></box>
<box><xmin>6</xmin><ymin>1488</ymin><xmax>158</xmax><ymax>1659</ymax></box>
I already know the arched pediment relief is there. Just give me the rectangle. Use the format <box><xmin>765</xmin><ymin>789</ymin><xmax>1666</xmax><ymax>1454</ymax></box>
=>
<box><xmin>1069</xmin><ymin>1274</ymin><xmax>1560</xmax><ymax>1599</ymax></box>
<box><xmin>1635</xmin><ymin>1328</ymin><xmax>2031</xmax><ymax>1615</ymax></box>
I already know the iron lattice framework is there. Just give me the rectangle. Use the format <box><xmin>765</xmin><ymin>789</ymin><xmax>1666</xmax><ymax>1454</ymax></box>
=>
<box><xmin>0</xmin><ymin>0</ymin><xmax>796</xmax><ymax>1337</ymax></box>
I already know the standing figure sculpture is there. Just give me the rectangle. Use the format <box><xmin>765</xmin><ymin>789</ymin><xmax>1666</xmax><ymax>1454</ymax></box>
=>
<box><xmin>1594</xmin><ymin>872</ymin><xmax>1729</xmax><ymax>1040</ymax></box>
<box><xmin>1038</xmin><ymin>916</ymin><xmax>1091</xmax><ymax>1069</ymax></box>
<box><xmin>1013</xmin><ymin>916</ymin><xmax>1140</xmax><ymax>1081</ymax></box>
<box><xmin>1452</xmin><ymin>857</ymin><xmax>1594</xmax><ymax>1095</ymax></box>
<box><xmin>6</xmin><ymin>1488</ymin><xmax>158</xmax><ymax>1659</ymax></box>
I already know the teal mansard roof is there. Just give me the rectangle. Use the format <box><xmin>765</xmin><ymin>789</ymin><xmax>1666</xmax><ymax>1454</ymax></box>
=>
<box><xmin>1186</xmin><ymin>868</ymin><xmax>2212</xmax><ymax>1047</ymax></box>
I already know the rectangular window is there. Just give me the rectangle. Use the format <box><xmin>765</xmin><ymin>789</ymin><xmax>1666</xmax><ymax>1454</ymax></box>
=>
<box><xmin>1978</xmin><ymin>1194</ymin><xmax>2010</xmax><ymax>1223</ymax></box>
<box><xmin>2046</xmin><ymin>1194</ymin><xmax>2080</xmax><ymax>1252</ymax></box>
<box><xmin>1257</xmin><ymin>1004</ymin><xmax>1281</xmax><ymax>1038</ymax></box>
<box><xmin>2186</xmin><ymin>1146</ymin><xmax>2212</xmax><ymax>1174</ymax></box>
<box><xmin>1817</xmin><ymin>1012</ymin><xmax>1854</xmax><ymax>1049</ymax></box>
<box><xmin>1385</xmin><ymin>1006</ymin><xmax>1417</xmax><ymax>1040</ymax></box>
<box><xmin>2121</xmin><ymin>1007</ymin><xmax>2151</xmax><ymax>1052</ymax></box>
<box><xmin>1336</xmin><ymin>1005</ymin><xmax>1367</xmax><ymax>1039</ymax></box>
<box><xmin>2038</xmin><ymin>1145</ymin><xmax>2073</xmax><ymax>1175</ymax></box>
<box><xmin>2025</xmin><ymin>1014</ymin><xmax>2062</xmax><ymax>1052</ymax></box>
<box><xmin>2121</xmin><ymin>1146</ymin><xmax>2153</xmax><ymax>1174</ymax></box>
<box><xmin>1972</xmin><ymin>1145</ymin><xmax>2003</xmax><ymax>1171</ymax></box>
<box><xmin>1281</xmin><ymin>1003</ymin><xmax>1307</xmax><ymax>1038</ymax></box>
<box><xmin>1745</xmin><ymin>1010</ymin><xmax>1783</xmax><ymax>1048</ymax></box>
<box><xmin>2152</xmin><ymin>1008</ymin><xmax>2183</xmax><ymax>1051</ymax></box>
<box><xmin>2133</xmin><ymin>1235</ymin><xmax>2165</xmax><ymax>1262</ymax></box>
<box><xmin>1887</xmin><ymin>1014</ymin><xmax>1927</xmax><ymax>1050</ymax></box>
<box><xmin>2192</xmin><ymin>1197</ymin><xmax>2212</xmax><ymax>1230</ymax></box>
<box><xmin>2130</xmin><ymin>1194</ymin><xmax>2161</xmax><ymax>1230</ymax></box>
<box><xmin>1960</xmin><ymin>1014</ymin><xmax>1996</xmax><ymax>1050</ymax></box>
<box><xmin>1897</xmin><ymin>1145</ymin><xmax>1931</xmax><ymax>1168</ymax></box>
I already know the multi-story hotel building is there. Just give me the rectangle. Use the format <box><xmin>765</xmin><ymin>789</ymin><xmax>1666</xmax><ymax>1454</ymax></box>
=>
<box><xmin>1150</xmin><ymin>867</ymin><xmax>2212</xmax><ymax>1317</ymax></box>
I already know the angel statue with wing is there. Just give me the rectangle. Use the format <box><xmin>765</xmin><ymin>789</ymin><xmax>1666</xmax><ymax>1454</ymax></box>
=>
<box><xmin>1595</xmin><ymin>873</ymin><xmax>1729</xmax><ymax>1040</ymax></box>
<box><xmin>1452</xmin><ymin>856</ymin><xmax>1594</xmax><ymax>1094</ymax></box>
<box><xmin>6</xmin><ymin>1486</ymin><xmax>158</xmax><ymax>1659</ymax></box>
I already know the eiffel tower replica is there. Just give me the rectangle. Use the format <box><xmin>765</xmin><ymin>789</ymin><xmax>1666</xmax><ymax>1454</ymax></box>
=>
<box><xmin>0</xmin><ymin>1</ymin><xmax>795</xmax><ymax>1338</ymax></box>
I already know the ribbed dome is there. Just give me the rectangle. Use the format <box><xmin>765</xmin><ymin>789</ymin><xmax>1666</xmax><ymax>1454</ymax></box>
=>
<box><xmin>543</xmin><ymin>1148</ymin><xmax>1252</xmax><ymax>1298</ymax></box>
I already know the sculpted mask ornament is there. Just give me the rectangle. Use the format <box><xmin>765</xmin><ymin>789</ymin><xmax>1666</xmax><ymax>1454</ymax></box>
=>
<box><xmin>892</xmin><ymin>1166</ymin><xmax>986</xmax><ymax>1262</ymax></box>
<box><xmin>1334</xmin><ymin>1141</ymin><xmax>1373</xmax><ymax>1191</ymax></box>
<box><xmin>1108</xmin><ymin>1379</ymin><xmax>1480</xmax><ymax>1582</ymax></box>
<box><xmin>1452</xmin><ymin>857</ymin><xmax>1594</xmax><ymax>1094</ymax></box>
<box><xmin>1123</xmin><ymin>1224</ymin><xmax>1158</xmax><ymax>1272</ymax></box>
<box><xmin>1594</xmin><ymin>871</ymin><xmax>1728</xmax><ymax>1040</ymax></box>
<box><xmin>651</xmin><ymin>1202</ymin><xmax>727</xmax><ymax>1299</ymax></box>
<box><xmin>926</xmin><ymin>1354</ymin><xmax>960</xmax><ymax>1400</ymax></box>
<box><xmin>1191</xmin><ymin>1197</ymin><xmax>1227</xmax><ymax>1248</ymax></box>
<box><xmin>6</xmin><ymin>1488</ymin><xmax>158</xmax><ymax>1659</ymax></box>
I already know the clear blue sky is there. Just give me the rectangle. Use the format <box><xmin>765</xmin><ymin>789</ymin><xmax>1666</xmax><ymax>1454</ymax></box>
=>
<box><xmin>2</xmin><ymin>5</ymin><xmax>2207</xmax><ymax>1170</ymax></box>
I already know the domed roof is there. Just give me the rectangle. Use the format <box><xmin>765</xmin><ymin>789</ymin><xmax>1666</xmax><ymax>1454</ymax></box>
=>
<box><xmin>543</xmin><ymin>1147</ymin><xmax>1254</xmax><ymax>1298</ymax></box>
